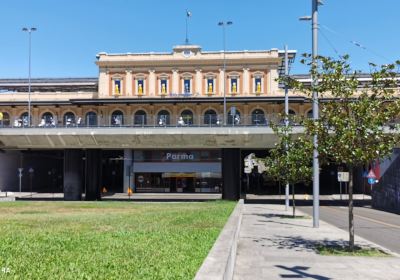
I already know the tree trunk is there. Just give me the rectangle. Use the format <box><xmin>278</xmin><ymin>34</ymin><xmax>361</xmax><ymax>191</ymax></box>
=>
<box><xmin>348</xmin><ymin>167</ymin><xmax>355</xmax><ymax>251</ymax></box>
<box><xmin>292</xmin><ymin>184</ymin><xmax>296</xmax><ymax>218</ymax></box>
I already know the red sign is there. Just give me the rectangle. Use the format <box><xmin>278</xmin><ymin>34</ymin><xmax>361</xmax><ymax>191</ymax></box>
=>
<box><xmin>367</xmin><ymin>169</ymin><xmax>376</xmax><ymax>179</ymax></box>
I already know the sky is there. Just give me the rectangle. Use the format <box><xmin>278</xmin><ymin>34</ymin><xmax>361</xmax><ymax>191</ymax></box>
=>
<box><xmin>1</xmin><ymin>0</ymin><xmax>399</xmax><ymax>78</ymax></box>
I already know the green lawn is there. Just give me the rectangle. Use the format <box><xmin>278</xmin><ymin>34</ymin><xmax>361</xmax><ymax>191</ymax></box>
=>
<box><xmin>0</xmin><ymin>201</ymin><xmax>235</xmax><ymax>280</ymax></box>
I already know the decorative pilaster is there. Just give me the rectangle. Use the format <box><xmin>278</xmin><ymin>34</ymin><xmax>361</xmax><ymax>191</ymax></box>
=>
<box><xmin>98</xmin><ymin>69</ymin><xmax>109</xmax><ymax>98</ymax></box>
<box><xmin>195</xmin><ymin>69</ymin><xmax>202</xmax><ymax>95</ymax></box>
<box><xmin>172</xmin><ymin>69</ymin><xmax>179</xmax><ymax>94</ymax></box>
<box><xmin>125</xmin><ymin>70</ymin><xmax>133</xmax><ymax>96</ymax></box>
<box><xmin>243</xmin><ymin>68</ymin><xmax>250</xmax><ymax>95</ymax></box>
<box><xmin>148</xmin><ymin>70</ymin><xmax>156</xmax><ymax>96</ymax></box>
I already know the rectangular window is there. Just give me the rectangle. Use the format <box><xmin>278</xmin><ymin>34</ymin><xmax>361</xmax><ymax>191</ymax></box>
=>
<box><xmin>137</xmin><ymin>79</ymin><xmax>144</xmax><ymax>95</ymax></box>
<box><xmin>184</xmin><ymin>79</ymin><xmax>191</xmax><ymax>93</ymax></box>
<box><xmin>231</xmin><ymin>78</ymin><xmax>238</xmax><ymax>93</ymax></box>
<box><xmin>255</xmin><ymin>77</ymin><xmax>262</xmax><ymax>93</ymax></box>
<box><xmin>160</xmin><ymin>79</ymin><xmax>168</xmax><ymax>94</ymax></box>
<box><xmin>207</xmin><ymin>78</ymin><xmax>214</xmax><ymax>93</ymax></box>
<box><xmin>114</xmin><ymin>80</ymin><xmax>121</xmax><ymax>95</ymax></box>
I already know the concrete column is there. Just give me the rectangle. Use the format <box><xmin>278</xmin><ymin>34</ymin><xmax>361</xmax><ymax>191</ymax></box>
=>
<box><xmin>148</xmin><ymin>70</ymin><xmax>156</xmax><ymax>96</ymax></box>
<box><xmin>123</xmin><ymin>149</ymin><xmax>133</xmax><ymax>193</ymax></box>
<box><xmin>125</xmin><ymin>70</ymin><xmax>133</xmax><ymax>96</ymax></box>
<box><xmin>222</xmin><ymin>148</ymin><xmax>241</xmax><ymax>200</ymax></box>
<box><xmin>243</xmin><ymin>68</ymin><xmax>250</xmax><ymax>95</ymax></box>
<box><xmin>85</xmin><ymin>149</ymin><xmax>101</xmax><ymax>201</ymax></box>
<box><xmin>172</xmin><ymin>69</ymin><xmax>179</xmax><ymax>94</ymax></box>
<box><xmin>219</xmin><ymin>69</ymin><xmax>224</xmax><ymax>96</ymax></box>
<box><xmin>195</xmin><ymin>69</ymin><xmax>202</xmax><ymax>95</ymax></box>
<box><xmin>64</xmin><ymin>149</ymin><xmax>83</xmax><ymax>201</ymax></box>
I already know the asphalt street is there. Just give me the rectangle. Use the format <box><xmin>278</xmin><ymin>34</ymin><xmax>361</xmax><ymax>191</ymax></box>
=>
<box><xmin>299</xmin><ymin>205</ymin><xmax>400</xmax><ymax>254</ymax></box>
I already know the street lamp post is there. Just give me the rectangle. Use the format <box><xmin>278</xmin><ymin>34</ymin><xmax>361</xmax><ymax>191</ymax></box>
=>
<box><xmin>218</xmin><ymin>21</ymin><xmax>233</xmax><ymax>126</ymax></box>
<box><xmin>284</xmin><ymin>45</ymin><xmax>290</xmax><ymax>211</ymax></box>
<box><xmin>300</xmin><ymin>0</ymin><xmax>321</xmax><ymax>228</ymax></box>
<box><xmin>22</xmin><ymin>27</ymin><xmax>37</xmax><ymax>127</ymax></box>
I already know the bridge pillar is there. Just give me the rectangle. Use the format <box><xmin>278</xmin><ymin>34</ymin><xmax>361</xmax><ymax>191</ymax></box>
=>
<box><xmin>222</xmin><ymin>148</ymin><xmax>241</xmax><ymax>200</ymax></box>
<box><xmin>85</xmin><ymin>149</ymin><xmax>102</xmax><ymax>200</ymax></box>
<box><xmin>63</xmin><ymin>149</ymin><xmax>83</xmax><ymax>201</ymax></box>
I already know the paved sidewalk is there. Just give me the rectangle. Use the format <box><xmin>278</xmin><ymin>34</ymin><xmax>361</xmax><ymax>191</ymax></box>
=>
<box><xmin>234</xmin><ymin>204</ymin><xmax>400</xmax><ymax>280</ymax></box>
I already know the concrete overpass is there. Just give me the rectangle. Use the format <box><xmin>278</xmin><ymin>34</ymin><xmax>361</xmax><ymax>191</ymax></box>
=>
<box><xmin>0</xmin><ymin>126</ymin><xmax>306</xmax><ymax>150</ymax></box>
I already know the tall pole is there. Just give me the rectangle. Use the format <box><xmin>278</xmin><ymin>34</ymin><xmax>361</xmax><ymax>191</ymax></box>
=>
<box><xmin>222</xmin><ymin>25</ymin><xmax>227</xmax><ymax>126</ymax></box>
<box><xmin>312</xmin><ymin>0</ymin><xmax>320</xmax><ymax>228</ymax></box>
<box><xmin>23</xmin><ymin>27</ymin><xmax>37</xmax><ymax>127</ymax></box>
<box><xmin>284</xmin><ymin>45</ymin><xmax>290</xmax><ymax>211</ymax></box>
<box><xmin>185</xmin><ymin>10</ymin><xmax>190</xmax><ymax>44</ymax></box>
<box><xmin>218</xmin><ymin>21</ymin><xmax>232</xmax><ymax>126</ymax></box>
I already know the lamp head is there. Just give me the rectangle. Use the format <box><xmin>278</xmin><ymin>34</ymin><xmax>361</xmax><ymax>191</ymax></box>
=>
<box><xmin>299</xmin><ymin>16</ymin><xmax>312</xmax><ymax>21</ymax></box>
<box><xmin>218</xmin><ymin>22</ymin><xmax>224</xmax><ymax>26</ymax></box>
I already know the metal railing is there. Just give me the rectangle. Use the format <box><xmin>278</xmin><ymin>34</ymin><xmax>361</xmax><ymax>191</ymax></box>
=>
<box><xmin>0</xmin><ymin>113</ymin><xmax>295</xmax><ymax>128</ymax></box>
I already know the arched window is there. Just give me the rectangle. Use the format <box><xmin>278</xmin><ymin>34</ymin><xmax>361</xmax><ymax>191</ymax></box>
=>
<box><xmin>157</xmin><ymin>110</ymin><xmax>170</xmax><ymax>126</ymax></box>
<box><xmin>134</xmin><ymin>110</ymin><xmax>147</xmax><ymax>126</ymax></box>
<box><xmin>228</xmin><ymin>108</ymin><xmax>241</xmax><ymax>125</ymax></box>
<box><xmin>251</xmin><ymin>109</ymin><xmax>265</xmax><ymax>125</ymax></box>
<box><xmin>0</xmin><ymin>112</ymin><xmax>10</xmax><ymax>127</ymax></box>
<box><xmin>85</xmin><ymin>112</ymin><xmax>97</xmax><ymax>127</ymax></box>
<box><xmin>63</xmin><ymin>112</ymin><xmax>75</xmax><ymax>127</ymax></box>
<box><xmin>19</xmin><ymin>112</ymin><xmax>29</xmax><ymax>127</ymax></box>
<box><xmin>40</xmin><ymin>112</ymin><xmax>55</xmax><ymax>127</ymax></box>
<box><xmin>111</xmin><ymin>110</ymin><xmax>124</xmax><ymax>126</ymax></box>
<box><xmin>181</xmin><ymin>110</ymin><xmax>194</xmax><ymax>125</ymax></box>
<box><xmin>204</xmin><ymin>109</ymin><xmax>218</xmax><ymax>125</ymax></box>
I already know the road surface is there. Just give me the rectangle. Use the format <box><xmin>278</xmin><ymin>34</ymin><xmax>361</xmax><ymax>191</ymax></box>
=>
<box><xmin>299</xmin><ymin>205</ymin><xmax>400</xmax><ymax>254</ymax></box>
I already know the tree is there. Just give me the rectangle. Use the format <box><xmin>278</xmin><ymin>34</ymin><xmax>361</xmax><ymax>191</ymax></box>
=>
<box><xmin>264</xmin><ymin>123</ymin><xmax>313</xmax><ymax>217</ymax></box>
<box><xmin>286</xmin><ymin>55</ymin><xmax>400</xmax><ymax>250</ymax></box>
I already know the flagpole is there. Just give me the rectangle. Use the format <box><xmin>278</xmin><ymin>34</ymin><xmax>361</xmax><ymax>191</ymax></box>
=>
<box><xmin>185</xmin><ymin>10</ymin><xmax>189</xmax><ymax>44</ymax></box>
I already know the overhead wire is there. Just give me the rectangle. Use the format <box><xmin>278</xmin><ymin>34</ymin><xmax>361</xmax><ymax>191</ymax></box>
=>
<box><xmin>319</xmin><ymin>24</ymin><xmax>392</xmax><ymax>64</ymax></box>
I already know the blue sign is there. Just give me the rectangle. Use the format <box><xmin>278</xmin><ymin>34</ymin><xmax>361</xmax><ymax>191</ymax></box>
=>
<box><xmin>368</xmin><ymin>178</ymin><xmax>376</xmax><ymax>185</ymax></box>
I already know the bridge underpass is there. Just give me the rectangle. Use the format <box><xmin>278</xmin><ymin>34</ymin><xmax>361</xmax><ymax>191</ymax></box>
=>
<box><xmin>0</xmin><ymin>126</ymin><xmax>365</xmax><ymax>200</ymax></box>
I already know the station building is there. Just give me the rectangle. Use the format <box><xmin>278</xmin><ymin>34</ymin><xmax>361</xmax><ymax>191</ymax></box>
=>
<box><xmin>0</xmin><ymin>44</ymin><xmax>318</xmax><ymax>200</ymax></box>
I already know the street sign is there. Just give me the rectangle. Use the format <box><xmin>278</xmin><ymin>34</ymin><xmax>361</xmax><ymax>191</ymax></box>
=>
<box><xmin>244</xmin><ymin>167</ymin><xmax>252</xmax><ymax>174</ymax></box>
<box><xmin>368</xmin><ymin>178</ymin><xmax>377</xmax><ymax>185</ymax></box>
<box><xmin>337</xmin><ymin>172</ymin><xmax>349</xmax><ymax>182</ymax></box>
<box><xmin>367</xmin><ymin>169</ymin><xmax>376</xmax><ymax>179</ymax></box>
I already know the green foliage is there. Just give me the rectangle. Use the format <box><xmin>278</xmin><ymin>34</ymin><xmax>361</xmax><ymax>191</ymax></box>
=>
<box><xmin>0</xmin><ymin>201</ymin><xmax>235</xmax><ymax>280</ymax></box>
<box><xmin>264</xmin><ymin>123</ymin><xmax>313</xmax><ymax>185</ymax></box>
<box><xmin>285</xmin><ymin>55</ymin><xmax>400</xmax><ymax>168</ymax></box>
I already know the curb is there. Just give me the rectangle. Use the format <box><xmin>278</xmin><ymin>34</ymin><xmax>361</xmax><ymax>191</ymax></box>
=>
<box><xmin>0</xmin><ymin>197</ymin><xmax>15</xmax><ymax>201</ymax></box>
<box><xmin>194</xmin><ymin>199</ymin><xmax>243</xmax><ymax>280</ymax></box>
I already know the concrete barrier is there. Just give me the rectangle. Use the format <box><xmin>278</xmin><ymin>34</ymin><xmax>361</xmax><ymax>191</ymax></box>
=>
<box><xmin>194</xmin><ymin>199</ymin><xmax>243</xmax><ymax>280</ymax></box>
